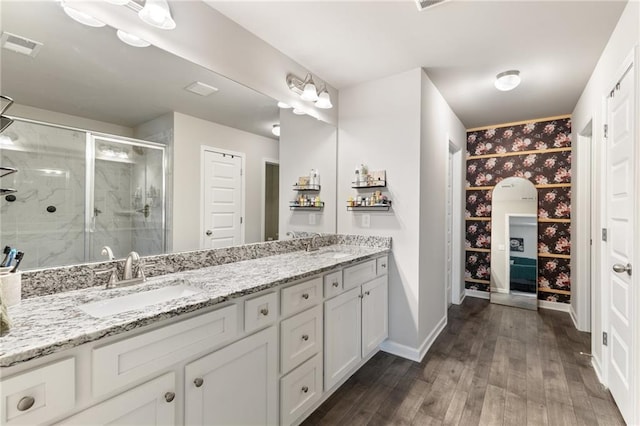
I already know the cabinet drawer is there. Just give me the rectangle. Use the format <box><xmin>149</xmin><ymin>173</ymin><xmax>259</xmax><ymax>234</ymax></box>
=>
<box><xmin>1</xmin><ymin>357</ymin><xmax>75</xmax><ymax>425</ymax></box>
<box><xmin>281</xmin><ymin>277</ymin><xmax>322</xmax><ymax>318</ymax></box>
<box><xmin>343</xmin><ymin>259</ymin><xmax>376</xmax><ymax>290</ymax></box>
<box><xmin>376</xmin><ymin>256</ymin><xmax>389</xmax><ymax>276</ymax></box>
<box><xmin>57</xmin><ymin>372</ymin><xmax>175</xmax><ymax>426</ymax></box>
<box><xmin>323</xmin><ymin>271</ymin><xmax>343</xmax><ymax>298</ymax></box>
<box><xmin>245</xmin><ymin>291</ymin><xmax>278</xmax><ymax>333</ymax></box>
<box><xmin>280</xmin><ymin>305</ymin><xmax>323</xmax><ymax>374</ymax></box>
<box><xmin>280</xmin><ymin>354</ymin><xmax>323</xmax><ymax>426</ymax></box>
<box><xmin>92</xmin><ymin>304</ymin><xmax>237</xmax><ymax>397</ymax></box>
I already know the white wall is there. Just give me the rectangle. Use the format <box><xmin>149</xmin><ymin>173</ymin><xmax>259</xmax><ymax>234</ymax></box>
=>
<box><xmin>418</xmin><ymin>71</ymin><xmax>467</xmax><ymax>350</ymax></box>
<box><xmin>172</xmin><ymin>112</ymin><xmax>278</xmax><ymax>252</ymax></box>
<box><xmin>510</xmin><ymin>222</ymin><xmax>538</xmax><ymax>260</ymax></box>
<box><xmin>279</xmin><ymin>110</ymin><xmax>337</xmax><ymax>236</ymax></box>
<box><xmin>337</xmin><ymin>68</ymin><xmax>465</xmax><ymax>360</ymax></box>
<box><xmin>571</xmin><ymin>0</ymin><xmax>639</xmax><ymax>368</ymax></box>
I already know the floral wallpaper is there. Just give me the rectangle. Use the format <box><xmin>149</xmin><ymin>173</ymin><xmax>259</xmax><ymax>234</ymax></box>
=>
<box><xmin>465</xmin><ymin>117</ymin><xmax>572</xmax><ymax>303</ymax></box>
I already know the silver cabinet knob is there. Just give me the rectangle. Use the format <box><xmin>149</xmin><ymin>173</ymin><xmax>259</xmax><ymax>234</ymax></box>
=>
<box><xmin>358</xmin><ymin>294</ymin><xmax>364</xmax><ymax>299</ymax></box>
<box><xmin>381</xmin><ymin>263</ymin><xmax>387</xmax><ymax>268</ymax></box>
<box><xmin>194</xmin><ymin>378</ymin><xmax>204</xmax><ymax>388</ymax></box>
<box><xmin>260</xmin><ymin>308</ymin><xmax>269</xmax><ymax>316</ymax></box>
<box><xmin>205</xmin><ymin>230</ymin><xmax>213</xmax><ymax>236</ymax></box>
<box><xmin>164</xmin><ymin>392</ymin><xmax>175</xmax><ymax>403</ymax></box>
<box><xmin>332</xmin><ymin>281</ymin><xmax>339</xmax><ymax>287</ymax></box>
<box><xmin>301</xmin><ymin>386</ymin><xmax>309</xmax><ymax>393</ymax></box>
<box><xmin>613</xmin><ymin>263</ymin><xmax>632</xmax><ymax>276</ymax></box>
<box><xmin>301</xmin><ymin>334</ymin><xmax>309</xmax><ymax>341</ymax></box>
<box><xmin>301</xmin><ymin>293</ymin><xmax>309</xmax><ymax>300</ymax></box>
<box><xmin>365</xmin><ymin>291</ymin><xmax>370</xmax><ymax>296</ymax></box>
<box><xmin>17</xmin><ymin>396</ymin><xmax>35</xmax><ymax>411</ymax></box>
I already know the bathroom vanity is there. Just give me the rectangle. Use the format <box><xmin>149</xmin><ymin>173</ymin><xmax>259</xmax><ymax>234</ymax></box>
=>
<box><xmin>0</xmin><ymin>240</ymin><xmax>389</xmax><ymax>426</ymax></box>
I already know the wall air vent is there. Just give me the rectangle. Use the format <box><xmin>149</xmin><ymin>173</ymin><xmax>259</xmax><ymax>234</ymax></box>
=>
<box><xmin>415</xmin><ymin>0</ymin><xmax>449</xmax><ymax>11</ymax></box>
<box><xmin>184</xmin><ymin>81</ymin><xmax>219</xmax><ymax>97</ymax></box>
<box><xmin>1</xmin><ymin>32</ymin><xmax>43</xmax><ymax>58</ymax></box>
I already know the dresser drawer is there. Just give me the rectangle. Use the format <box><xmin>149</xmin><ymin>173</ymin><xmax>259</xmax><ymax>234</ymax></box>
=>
<box><xmin>280</xmin><ymin>305</ymin><xmax>323</xmax><ymax>374</ymax></box>
<box><xmin>343</xmin><ymin>259</ymin><xmax>376</xmax><ymax>290</ymax></box>
<box><xmin>280</xmin><ymin>354</ymin><xmax>323</xmax><ymax>426</ymax></box>
<box><xmin>1</xmin><ymin>357</ymin><xmax>75</xmax><ymax>425</ymax></box>
<box><xmin>245</xmin><ymin>291</ymin><xmax>278</xmax><ymax>333</ymax></box>
<box><xmin>376</xmin><ymin>256</ymin><xmax>389</xmax><ymax>276</ymax></box>
<box><xmin>323</xmin><ymin>271</ymin><xmax>343</xmax><ymax>298</ymax></box>
<box><xmin>92</xmin><ymin>304</ymin><xmax>237</xmax><ymax>397</ymax></box>
<box><xmin>281</xmin><ymin>277</ymin><xmax>322</xmax><ymax>318</ymax></box>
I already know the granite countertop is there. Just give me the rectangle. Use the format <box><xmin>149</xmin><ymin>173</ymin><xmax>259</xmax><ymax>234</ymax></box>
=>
<box><xmin>0</xmin><ymin>244</ymin><xmax>389</xmax><ymax>367</ymax></box>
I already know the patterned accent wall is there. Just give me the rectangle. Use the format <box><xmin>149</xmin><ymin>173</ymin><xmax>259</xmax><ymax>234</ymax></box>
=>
<box><xmin>464</xmin><ymin>117</ymin><xmax>572</xmax><ymax>304</ymax></box>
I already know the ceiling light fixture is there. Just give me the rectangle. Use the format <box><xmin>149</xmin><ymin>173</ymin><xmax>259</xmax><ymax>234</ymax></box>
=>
<box><xmin>277</xmin><ymin>101</ymin><xmax>291</xmax><ymax>109</ymax></box>
<box><xmin>116</xmin><ymin>29</ymin><xmax>150</xmax><ymax>47</ymax></box>
<box><xmin>287</xmin><ymin>73</ymin><xmax>333</xmax><ymax>109</ymax></box>
<box><xmin>138</xmin><ymin>0</ymin><xmax>176</xmax><ymax>30</ymax></box>
<box><xmin>494</xmin><ymin>70</ymin><xmax>521</xmax><ymax>91</ymax></box>
<box><xmin>272</xmin><ymin>124</ymin><xmax>280</xmax><ymax>137</ymax></box>
<box><xmin>61</xmin><ymin>1</ymin><xmax>106</xmax><ymax>27</ymax></box>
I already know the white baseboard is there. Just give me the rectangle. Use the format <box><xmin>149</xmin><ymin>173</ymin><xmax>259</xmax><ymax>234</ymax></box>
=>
<box><xmin>465</xmin><ymin>289</ymin><xmax>490</xmax><ymax>300</ymax></box>
<box><xmin>539</xmin><ymin>300</ymin><xmax>571</xmax><ymax>312</ymax></box>
<box><xmin>380</xmin><ymin>315</ymin><xmax>447</xmax><ymax>363</ymax></box>
<box><xmin>570</xmin><ymin>305</ymin><xmax>580</xmax><ymax>329</ymax></box>
<box><xmin>457</xmin><ymin>291</ymin><xmax>466</xmax><ymax>305</ymax></box>
<box><xmin>591</xmin><ymin>355</ymin><xmax>605</xmax><ymax>386</ymax></box>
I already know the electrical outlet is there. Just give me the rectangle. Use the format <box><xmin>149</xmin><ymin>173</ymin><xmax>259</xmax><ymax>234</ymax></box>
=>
<box><xmin>361</xmin><ymin>214</ymin><xmax>370</xmax><ymax>228</ymax></box>
<box><xmin>308</xmin><ymin>213</ymin><xmax>316</xmax><ymax>225</ymax></box>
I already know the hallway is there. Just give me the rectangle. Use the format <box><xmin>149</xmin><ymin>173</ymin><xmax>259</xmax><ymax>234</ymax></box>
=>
<box><xmin>304</xmin><ymin>298</ymin><xmax>624</xmax><ymax>425</ymax></box>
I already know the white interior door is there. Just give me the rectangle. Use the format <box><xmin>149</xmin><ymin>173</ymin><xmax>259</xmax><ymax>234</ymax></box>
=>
<box><xmin>605</xmin><ymin>60</ymin><xmax>635</xmax><ymax>424</ymax></box>
<box><xmin>446</xmin><ymin>150</ymin><xmax>453</xmax><ymax>307</ymax></box>
<box><xmin>202</xmin><ymin>150</ymin><xmax>243</xmax><ymax>249</ymax></box>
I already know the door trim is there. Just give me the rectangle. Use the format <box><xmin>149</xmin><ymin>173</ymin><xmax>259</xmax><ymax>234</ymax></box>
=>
<box><xmin>260</xmin><ymin>157</ymin><xmax>279</xmax><ymax>242</ymax></box>
<box><xmin>200</xmin><ymin>145</ymin><xmax>246</xmax><ymax>248</ymax></box>
<box><xmin>447</xmin><ymin>138</ymin><xmax>463</xmax><ymax>306</ymax></box>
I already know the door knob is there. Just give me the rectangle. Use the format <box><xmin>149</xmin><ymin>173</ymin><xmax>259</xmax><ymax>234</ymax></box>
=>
<box><xmin>612</xmin><ymin>263</ymin><xmax>632</xmax><ymax>276</ymax></box>
<box><xmin>164</xmin><ymin>392</ymin><xmax>175</xmax><ymax>403</ymax></box>
<box><xmin>205</xmin><ymin>230</ymin><xmax>213</xmax><ymax>236</ymax></box>
<box><xmin>194</xmin><ymin>378</ymin><xmax>204</xmax><ymax>387</ymax></box>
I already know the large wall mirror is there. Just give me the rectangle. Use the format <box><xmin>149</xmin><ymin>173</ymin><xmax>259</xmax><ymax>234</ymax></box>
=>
<box><xmin>0</xmin><ymin>1</ymin><xmax>338</xmax><ymax>270</ymax></box>
<box><xmin>490</xmin><ymin>177</ymin><xmax>538</xmax><ymax>310</ymax></box>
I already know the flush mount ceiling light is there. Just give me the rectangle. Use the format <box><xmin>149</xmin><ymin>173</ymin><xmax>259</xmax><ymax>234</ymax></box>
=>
<box><xmin>116</xmin><ymin>29</ymin><xmax>150</xmax><ymax>47</ymax></box>
<box><xmin>272</xmin><ymin>124</ymin><xmax>280</xmax><ymax>137</ymax></box>
<box><xmin>138</xmin><ymin>0</ymin><xmax>176</xmax><ymax>30</ymax></box>
<box><xmin>287</xmin><ymin>73</ymin><xmax>333</xmax><ymax>109</ymax></box>
<box><xmin>495</xmin><ymin>70</ymin><xmax>521</xmax><ymax>91</ymax></box>
<box><xmin>61</xmin><ymin>1</ymin><xmax>106</xmax><ymax>27</ymax></box>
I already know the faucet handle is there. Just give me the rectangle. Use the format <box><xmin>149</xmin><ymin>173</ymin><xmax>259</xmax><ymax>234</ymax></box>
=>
<box><xmin>93</xmin><ymin>266</ymin><xmax>119</xmax><ymax>288</ymax></box>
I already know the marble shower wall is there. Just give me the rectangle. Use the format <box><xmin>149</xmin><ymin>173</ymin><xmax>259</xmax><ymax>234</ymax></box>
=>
<box><xmin>464</xmin><ymin>117</ymin><xmax>572</xmax><ymax>304</ymax></box>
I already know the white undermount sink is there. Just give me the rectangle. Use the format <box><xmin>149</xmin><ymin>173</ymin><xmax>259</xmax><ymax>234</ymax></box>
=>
<box><xmin>80</xmin><ymin>282</ymin><xmax>202</xmax><ymax>318</ymax></box>
<box><xmin>308</xmin><ymin>249</ymin><xmax>352</xmax><ymax>259</ymax></box>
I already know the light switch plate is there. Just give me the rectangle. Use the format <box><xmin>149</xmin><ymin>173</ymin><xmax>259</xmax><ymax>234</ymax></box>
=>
<box><xmin>308</xmin><ymin>213</ymin><xmax>316</xmax><ymax>225</ymax></box>
<box><xmin>361</xmin><ymin>214</ymin><xmax>370</xmax><ymax>228</ymax></box>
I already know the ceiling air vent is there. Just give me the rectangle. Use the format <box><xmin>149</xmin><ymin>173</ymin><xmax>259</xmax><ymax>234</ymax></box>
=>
<box><xmin>184</xmin><ymin>81</ymin><xmax>219</xmax><ymax>97</ymax></box>
<box><xmin>1</xmin><ymin>32</ymin><xmax>43</xmax><ymax>58</ymax></box>
<box><xmin>415</xmin><ymin>0</ymin><xmax>449</xmax><ymax>11</ymax></box>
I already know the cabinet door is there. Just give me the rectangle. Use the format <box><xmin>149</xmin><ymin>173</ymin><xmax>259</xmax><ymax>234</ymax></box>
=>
<box><xmin>58</xmin><ymin>372</ymin><xmax>175</xmax><ymax>426</ymax></box>
<box><xmin>324</xmin><ymin>286</ymin><xmax>362</xmax><ymax>391</ymax></box>
<box><xmin>184</xmin><ymin>327</ymin><xmax>278</xmax><ymax>426</ymax></box>
<box><xmin>362</xmin><ymin>276</ymin><xmax>388</xmax><ymax>357</ymax></box>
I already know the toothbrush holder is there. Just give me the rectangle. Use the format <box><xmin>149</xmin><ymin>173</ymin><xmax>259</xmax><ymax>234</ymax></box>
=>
<box><xmin>0</xmin><ymin>272</ymin><xmax>21</xmax><ymax>307</ymax></box>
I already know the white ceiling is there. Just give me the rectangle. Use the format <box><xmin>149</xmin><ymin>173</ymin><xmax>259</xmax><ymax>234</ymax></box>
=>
<box><xmin>208</xmin><ymin>0</ymin><xmax>628</xmax><ymax>128</ymax></box>
<box><xmin>1</xmin><ymin>1</ymin><xmax>279</xmax><ymax>140</ymax></box>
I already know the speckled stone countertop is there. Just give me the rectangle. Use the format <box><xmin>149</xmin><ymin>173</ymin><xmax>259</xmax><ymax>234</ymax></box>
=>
<box><xmin>0</xmin><ymin>244</ymin><xmax>389</xmax><ymax>367</ymax></box>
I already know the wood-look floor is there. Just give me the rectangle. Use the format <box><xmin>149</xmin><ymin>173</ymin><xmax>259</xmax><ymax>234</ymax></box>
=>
<box><xmin>303</xmin><ymin>297</ymin><xmax>625</xmax><ymax>426</ymax></box>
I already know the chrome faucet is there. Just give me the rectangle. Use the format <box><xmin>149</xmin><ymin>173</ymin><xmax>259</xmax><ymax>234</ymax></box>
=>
<box><xmin>286</xmin><ymin>231</ymin><xmax>299</xmax><ymax>239</ymax></box>
<box><xmin>306</xmin><ymin>233</ymin><xmax>322</xmax><ymax>252</ymax></box>
<box><xmin>123</xmin><ymin>251</ymin><xmax>141</xmax><ymax>280</ymax></box>
<box><xmin>93</xmin><ymin>251</ymin><xmax>146</xmax><ymax>289</ymax></box>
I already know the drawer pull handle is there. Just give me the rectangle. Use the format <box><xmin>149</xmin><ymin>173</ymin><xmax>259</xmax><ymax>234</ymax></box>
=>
<box><xmin>194</xmin><ymin>378</ymin><xmax>204</xmax><ymax>388</ymax></box>
<box><xmin>260</xmin><ymin>308</ymin><xmax>269</xmax><ymax>316</ymax></box>
<box><xmin>332</xmin><ymin>281</ymin><xmax>339</xmax><ymax>287</ymax></box>
<box><xmin>301</xmin><ymin>293</ymin><xmax>309</xmax><ymax>300</ymax></box>
<box><xmin>301</xmin><ymin>386</ymin><xmax>309</xmax><ymax>393</ymax></box>
<box><xmin>301</xmin><ymin>334</ymin><xmax>309</xmax><ymax>341</ymax></box>
<box><xmin>164</xmin><ymin>392</ymin><xmax>175</xmax><ymax>403</ymax></box>
<box><xmin>17</xmin><ymin>396</ymin><xmax>35</xmax><ymax>412</ymax></box>
<box><xmin>365</xmin><ymin>291</ymin><xmax>370</xmax><ymax>296</ymax></box>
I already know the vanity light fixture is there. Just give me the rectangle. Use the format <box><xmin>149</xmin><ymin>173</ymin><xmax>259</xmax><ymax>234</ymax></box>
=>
<box><xmin>116</xmin><ymin>30</ymin><xmax>150</xmax><ymax>48</ymax></box>
<box><xmin>138</xmin><ymin>0</ymin><xmax>176</xmax><ymax>30</ymax></box>
<box><xmin>272</xmin><ymin>124</ymin><xmax>281</xmax><ymax>137</ymax></box>
<box><xmin>277</xmin><ymin>101</ymin><xmax>292</xmax><ymax>109</ymax></box>
<box><xmin>287</xmin><ymin>73</ymin><xmax>333</xmax><ymax>109</ymax></box>
<box><xmin>61</xmin><ymin>1</ymin><xmax>106</xmax><ymax>28</ymax></box>
<box><xmin>494</xmin><ymin>70</ymin><xmax>521</xmax><ymax>91</ymax></box>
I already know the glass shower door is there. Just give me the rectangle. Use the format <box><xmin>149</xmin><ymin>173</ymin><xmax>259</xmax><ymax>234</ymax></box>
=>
<box><xmin>87</xmin><ymin>135</ymin><xmax>165</xmax><ymax>262</ymax></box>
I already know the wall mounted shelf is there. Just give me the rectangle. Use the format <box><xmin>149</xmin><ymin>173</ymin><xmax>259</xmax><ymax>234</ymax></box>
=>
<box><xmin>351</xmin><ymin>180</ymin><xmax>386</xmax><ymax>189</ymax></box>
<box><xmin>346</xmin><ymin>202</ymin><xmax>391</xmax><ymax>212</ymax></box>
<box><xmin>290</xmin><ymin>203</ymin><xmax>324</xmax><ymax>211</ymax></box>
<box><xmin>292</xmin><ymin>184</ymin><xmax>321</xmax><ymax>191</ymax></box>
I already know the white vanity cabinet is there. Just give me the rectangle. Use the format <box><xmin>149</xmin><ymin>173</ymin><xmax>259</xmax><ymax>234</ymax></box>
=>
<box><xmin>184</xmin><ymin>326</ymin><xmax>278</xmax><ymax>426</ymax></box>
<box><xmin>324</xmin><ymin>256</ymin><xmax>388</xmax><ymax>391</ymax></box>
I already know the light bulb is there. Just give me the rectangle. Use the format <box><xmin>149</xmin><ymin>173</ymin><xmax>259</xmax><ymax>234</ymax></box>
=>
<box><xmin>139</xmin><ymin>0</ymin><xmax>176</xmax><ymax>30</ymax></box>
<box><xmin>62</xmin><ymin>2</ymin><xmax>106</xmax><ymax>27</ymax></box>
<box><xmin>272</xmin><ymin>124</ymin><xmax>281</xmax><ymax>137</ymax></box>
<box><xmin>117</xmin><ymin>30</ymin><xmax>151</xmax><ymax>47</ymax></box>
<box><xmin>315</xmin><ymin>91</ymin><xmax>333</xmax><ymax>109</ymax></box>
<box><xmin>292</xmin><ymin>108</ymin><xmax>306</xmax><ymax>115</ymax></box>
<box><xmin>277</xmin><ymin>101</ymin><xmax>291</xmax><ymax>109</ymax></box>
<box><xmin>301</xmin><ymin>81</ymin><xmax>318</xmax><ymax>102</ymax></box>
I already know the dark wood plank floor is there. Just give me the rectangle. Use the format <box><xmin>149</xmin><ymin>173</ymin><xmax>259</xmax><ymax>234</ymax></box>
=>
<box><xmin>303</xmin><ymin>297</ymin><xmax>625</xmax><ymax>426</ymax></box>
